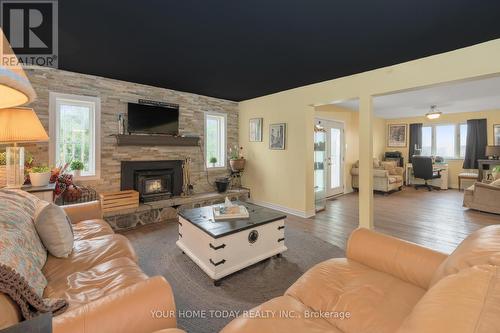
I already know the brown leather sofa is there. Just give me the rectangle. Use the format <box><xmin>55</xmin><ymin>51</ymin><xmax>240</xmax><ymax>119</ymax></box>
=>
<box><xmin>222</xmin><ymin>226</ymin><xmax>500</xmax><ymax>333</ymax></box>
<box><xmin>0</xmin><ymin>201</ymin><xmax>179</xmax><ymax>333</ymax></box>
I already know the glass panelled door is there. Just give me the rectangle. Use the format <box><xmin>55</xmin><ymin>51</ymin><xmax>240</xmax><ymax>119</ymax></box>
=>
<box><xmin>314</xmin><ymin>122</ymin><xmax>327</xmax><ymax>212</ymax></box>
<box><xmin>315</xmin><ymin>118</ymin><xmax>344</xmax><ymax>197</ymax></box>
<box><xmin>329</xmin><ymin>125</ymin><xmax>344</xmax><ymax>196</ymax></box>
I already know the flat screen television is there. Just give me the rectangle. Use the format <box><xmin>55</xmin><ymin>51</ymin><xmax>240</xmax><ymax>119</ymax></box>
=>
<box><xmin>127</xmin><ymin>102</ymin><xmax>179</xmax><ymax>135</ymax></box>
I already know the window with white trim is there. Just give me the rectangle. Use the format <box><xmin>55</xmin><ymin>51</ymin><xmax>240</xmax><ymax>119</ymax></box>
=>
<box><xmin>49</xmin><ymin>92</ymin><xmax>101</xmax><ymax>179</ymax></box>
<box><xmin>205</xmin><ymin>112</ymin><xmax>226</xmax><ymax>168</ymax></box>
<box><xmin>420</xmin><ymin>123</ymin><xmax>467</xmax><ymax>159</ymax></box>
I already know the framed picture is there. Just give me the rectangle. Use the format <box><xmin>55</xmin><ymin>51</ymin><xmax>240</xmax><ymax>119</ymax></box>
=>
<box><xmin>494</xmin><ymin>124</ymin><xmax>500</xmax><ymax>145</ymax></box>
<box><xmin>269</xmin><ymin>123</ymin><xmax>286</xmax><ymax>150</ymax></box>
<box><xmin>249</xmin><ymin>118</ymin><xmax>263</xmax><ymax>142</ymax></box>
<box><xmin>387</xmin><ymin>124</ymin><xmax>407</xmax><ymax>147</ymax></box>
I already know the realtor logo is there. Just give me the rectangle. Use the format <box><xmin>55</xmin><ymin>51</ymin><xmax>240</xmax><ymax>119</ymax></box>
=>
<box><xmin>0</xmin><ymin>0</ymin><xmax>58</xmax><ymax>67</ymax></box>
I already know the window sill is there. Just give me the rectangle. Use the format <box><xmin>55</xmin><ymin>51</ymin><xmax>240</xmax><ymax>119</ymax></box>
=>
<box><xmin>207</xmin><ymin>166</ymin><xmax>227</xmax><ymax>171</ymax></box>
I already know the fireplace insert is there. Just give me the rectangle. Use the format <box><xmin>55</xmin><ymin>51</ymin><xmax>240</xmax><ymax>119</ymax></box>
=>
<box><xmin>121</xmin><ymin>160</ymin><xmax>183</xmax><ymax>202</ymax></box>
<box><xmin>135</xmin><ymin>169</ymin><xmax>174</xmax><ymax>202</ymax></box>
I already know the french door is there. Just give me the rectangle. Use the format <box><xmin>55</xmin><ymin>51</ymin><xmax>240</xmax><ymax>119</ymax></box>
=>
<box><xmin>315</xmin><ymin>118</ymin><xmax>345</xmax><ymax>197</ymax></box>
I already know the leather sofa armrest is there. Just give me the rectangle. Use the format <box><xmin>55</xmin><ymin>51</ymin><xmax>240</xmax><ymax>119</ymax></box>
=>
<box><xmin>346</xmin><ymin>228</ymin><xmax>447</xmax><ymax>290</ymax></box>
<box><xmin>53</xmin><ymin>276</ymin><xmax>177</xmax><ymax>333</ymax></box>
<box><xmin>63</xmin><ymin>200</ymin><xmax>102</xmax><ymax>223</ymax></box>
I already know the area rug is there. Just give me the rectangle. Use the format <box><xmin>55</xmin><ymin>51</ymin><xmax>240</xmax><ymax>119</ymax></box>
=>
<box><xmin>123</xmin><ymin>221</ymin><xmax>344</xmax><ymax>333</ymax></box>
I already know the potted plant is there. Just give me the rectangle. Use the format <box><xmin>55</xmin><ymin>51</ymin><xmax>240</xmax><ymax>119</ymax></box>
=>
<box><xmin>70</xmin><ymin>160</ymin><xmax>85</xmax><ymax>177</ymax></box>
<box><xmin>209</xmin><ymin>157</ymin><xmax>218</xmax><ymax>168</ymax></box>
<box><xmin>29</xmin><ymin>166</ymin><xmax>51</xmax><ymax>187</ymax></box>
<box><xmin>229</xmin><ymin>146</ymin><xmax>245</xmax><ymax>172</ymax></box>
<box><xmin>0</xmin><ymin>152</ymin><xmax>6</xmax><ymax>187</ymax></box>
<box><xmin>492</xmin><ymin>166</ymin><xmax>500</xmax><ymax>180</ymax></box>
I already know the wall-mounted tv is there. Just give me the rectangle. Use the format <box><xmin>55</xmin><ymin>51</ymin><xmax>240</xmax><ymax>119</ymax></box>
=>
<box><xmin>127</xmin><ymin>101</ymin><xmax>179</xmax><ymax>135</ymax></box>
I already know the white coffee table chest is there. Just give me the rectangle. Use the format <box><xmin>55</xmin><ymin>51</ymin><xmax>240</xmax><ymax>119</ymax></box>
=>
<box><xmin>176</xmin><ymin>202</ymin><xmax>287</xmax><ymax>285</ymax></box>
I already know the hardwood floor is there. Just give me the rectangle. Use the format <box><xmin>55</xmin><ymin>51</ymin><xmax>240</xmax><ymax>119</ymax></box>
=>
<box><xmin>287</xmin><ymin>187</ymin><xmax>500</xmax><ymax>254</ymax></box>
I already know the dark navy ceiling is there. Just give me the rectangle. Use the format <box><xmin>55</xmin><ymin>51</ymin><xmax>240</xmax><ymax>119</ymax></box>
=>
<box><xmin>58</xmin><ymin>1</ymin><xmax>500</xmax><ymax>101</ymax></box>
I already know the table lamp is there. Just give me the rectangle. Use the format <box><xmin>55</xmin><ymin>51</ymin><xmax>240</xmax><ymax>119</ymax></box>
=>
<box><xmin>0</xmin><ymin>108</ymin><xmax>48</xmax><ymax>188</ymax></box>
<box><xmin>1</xmin><ymin>28</ymin><xmax>37</xmax><ymax>108</ymax></box>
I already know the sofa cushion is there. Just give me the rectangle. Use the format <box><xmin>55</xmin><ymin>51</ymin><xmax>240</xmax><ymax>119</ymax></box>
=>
<box><xmin>430</xmin><ymin>225</ymin><xmax>500</xmax><ymax>286</ymax></box>
<box><xmin>285</xmin><ymin>258</ymin><xmax>425</xmax><ymax>333</ymax></box>
<box><xmin>72</xmin><ymin>219</ymin><xmax>114</xmax><ymax>241</ymax></box>
<box><xmin>221</xmin><ymin>295</ymin><xmax>341</xmax><ymax>333</ymax></box>
<box><xmin>43</xmin><ymin>257</ymin><xmax>148</xmax><ymax>311</ymax></box>
<box><xmin>34</xmin><ymin>202</ymin><xmax>74</xmax><ymax>258</ymax></box>
<box><xmin>397</xmin><ymin>265</ymin><xmax>500</xmax><ymax>333</ymax></box>
<box><xmin>42</xmin><ymin>234</ymin><xmax>137</xmax><ymax>283</ymax></box>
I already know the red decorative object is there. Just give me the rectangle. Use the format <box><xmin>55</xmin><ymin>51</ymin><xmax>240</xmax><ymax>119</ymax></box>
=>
<box><xmin>62</xmin><ymin>185</ymin><xmax>82</xmax><ymax>202</ymax></box>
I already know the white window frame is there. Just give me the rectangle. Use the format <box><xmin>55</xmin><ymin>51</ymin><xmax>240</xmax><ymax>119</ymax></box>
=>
<box><xmin>204</xmin><ymin>111</ymin><xmax>227</xmax><ymax>169</ymax></box>
<box><xmin>421</xmin><ymin>123</ymin><xmax>467</xmax><ymax>160</ymax></box>
<box><xmin>49</xmin><ymin>92</ymin><xmax>101</xmax><ymax>180</ymax></box>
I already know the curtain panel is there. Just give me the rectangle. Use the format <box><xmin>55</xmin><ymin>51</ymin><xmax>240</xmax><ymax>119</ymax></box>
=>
<box><xmin>409</xmin><ymin>123</ymin><xmax>423</xmax><ymax>163</ymax></box>
<box><xmin>463</xmin><ymin>118</ymin><xmax>487</xmax><ymax>169</ymax></box>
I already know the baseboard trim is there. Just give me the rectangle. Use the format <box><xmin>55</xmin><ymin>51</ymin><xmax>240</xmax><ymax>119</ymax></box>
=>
<box><xmin>247</xmin><ymin>199</ymin><xmax>315</xmax><ymax>218</ymax></box>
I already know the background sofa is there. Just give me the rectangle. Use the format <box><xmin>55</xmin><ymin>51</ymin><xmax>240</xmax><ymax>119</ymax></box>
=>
<box><xmin>0</xmin><ymin>197</ymin><xmax>178</xmax><ymax>333</ymax></box>
<box><xmin>351</xmin><ymin>158</ymin><xmax>404</xmax><ymax>193</ymax></box>
<box><xmin>463</xmin><ymin>179</ymin><xmax>500</xmax><ymax>214</ymax></box>
<box><xmin>222</xmin><ymin>226</ymin><xmax>500</xmax><ymax>333</ymax></box>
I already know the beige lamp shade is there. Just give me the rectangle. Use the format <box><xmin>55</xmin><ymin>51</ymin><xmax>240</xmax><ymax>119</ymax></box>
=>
<box><xmin>0</xmin><ymin>108</ymin><xmax>48</xmax><ymax>143</ymax></box>
<box><xmin>0</xmin><ymin>28</ymin><xmax>37</xmax><ymax>108</ymax></box>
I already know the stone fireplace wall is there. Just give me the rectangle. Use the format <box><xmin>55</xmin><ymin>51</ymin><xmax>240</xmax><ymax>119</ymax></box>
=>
<box><xmin>22</xmin><ymin>67</ymin><xmax>238</xmax><ymax>194</ymax></box>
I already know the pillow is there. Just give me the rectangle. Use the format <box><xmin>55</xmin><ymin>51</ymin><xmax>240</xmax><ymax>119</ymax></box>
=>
<box><xmin>34</xmin><ymin>202</ymin><xmax>74</xmax><ymax>258</ymax></box>
<box><xmin>381</xmin><ymin>161</ymin><xmax>399</xmax><ymax>175</ymax></box>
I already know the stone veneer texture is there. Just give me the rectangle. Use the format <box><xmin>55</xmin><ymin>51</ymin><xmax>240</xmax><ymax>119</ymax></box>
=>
<box><xmin>23</xmin><ymin>67</ymin><xmax>238</xmax><ymax>194</ymax></box>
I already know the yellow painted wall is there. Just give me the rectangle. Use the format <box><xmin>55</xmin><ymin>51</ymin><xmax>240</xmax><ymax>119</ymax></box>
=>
<box><xmin>239</xmin><ymin>38</ymin><xmax>500</xmax><ymax>215</ymax></box>
<box><xmin>314</xmin><ymin>104</ymin><xmax>386</xmax><ymax>192</ymax></box>
<box><xmin>385</xmin><ymin>109</ymin><xmax>500</xmax><ymax>189</ymax></box>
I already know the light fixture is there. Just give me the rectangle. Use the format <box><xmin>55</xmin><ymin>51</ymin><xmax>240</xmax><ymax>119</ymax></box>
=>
<box><xmin>0</xmin><ymin>108</ymin><xmax>49</xmax><ymax>188</ymax></box>
<box><xmin>0</xmin><ymin>28</ymin><xmax>37</xmax><ymax>108</ymax></box>
<box><xmin>425</xmin><ymin>105</ymin><xmax>442</xmax><ymax>120</ymax></box>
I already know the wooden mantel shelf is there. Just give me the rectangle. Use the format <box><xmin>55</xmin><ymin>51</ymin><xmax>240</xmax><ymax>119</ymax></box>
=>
<box><xmin>113</xmin><ymin>134</ymin><xmax>200</xmax><ymax>147</ymax></box>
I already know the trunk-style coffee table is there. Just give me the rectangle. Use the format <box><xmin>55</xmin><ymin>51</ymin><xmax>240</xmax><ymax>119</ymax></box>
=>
<box><xmin>177</xmin><ymin>202</ymin><xmax>287</xmax><ymax>286</ymax></box>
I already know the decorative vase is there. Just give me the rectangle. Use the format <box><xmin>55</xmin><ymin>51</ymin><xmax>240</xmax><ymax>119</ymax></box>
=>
<box><xmin>74</xmin><ymin>170</ymin><xmax>81</xmax><ymax>178</ymax></box>
<box><xmin>29</xmin><ymin>171</ymin><xmax>51</xmax><ymax>187</ymax></box>
<box><xmin>229</xmin><ymin>158</ymin><xmax>245</xmax><ymax>172</ymax></box>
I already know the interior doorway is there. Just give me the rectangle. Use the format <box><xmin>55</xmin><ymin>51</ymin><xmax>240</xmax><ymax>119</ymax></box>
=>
<box><xmin>314</xmin><ymin>118</ymin><xmax>345</xmax><ymax>208</ymax></box>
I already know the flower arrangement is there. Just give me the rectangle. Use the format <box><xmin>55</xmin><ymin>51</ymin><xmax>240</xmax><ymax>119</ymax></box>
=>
<box><xmin>229</xmin><ymin>145</ymin><xmax>245</xmax><ymax>172</ymax></box>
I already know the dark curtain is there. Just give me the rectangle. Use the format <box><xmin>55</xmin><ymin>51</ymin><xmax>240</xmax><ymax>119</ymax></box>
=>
<box><xmin>408</xmin><ymin>123</ymin><xmax>422</xmax><ymax>163</ymax></box>
<box><xmin>463</xmin><ymin>119</ymin><xmax>487</xmax><ymax>169</ymax></box>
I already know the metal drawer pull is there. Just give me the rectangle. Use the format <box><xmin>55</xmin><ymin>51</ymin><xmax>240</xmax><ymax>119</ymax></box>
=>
<box><xmin>209</xmin><ymin>259</ymin><xmax>226</xmax><ymax>266</ymax></box>
<box><xmin>178</xmin><ymin>220</ymin><xmax>183</xmax><ymax>226</ymax></box>
<box><xmin>178</xmin><ymin>232</ymin><xmax>182</xmax><ymax>238</ymax></box>
<box><xmin>277</xmin><ymin>237</ymin><xmax>285</xmax><ymax>242</ymax></box>
<box><xmin>277</xmin><ymin>225</ymin><xmax>285</xmax><ymax>230</ymax></box>
<box><xmin>210</xmin><ymin>243</ymin><xmax>226</xmax><ymax>250</ymax></box>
